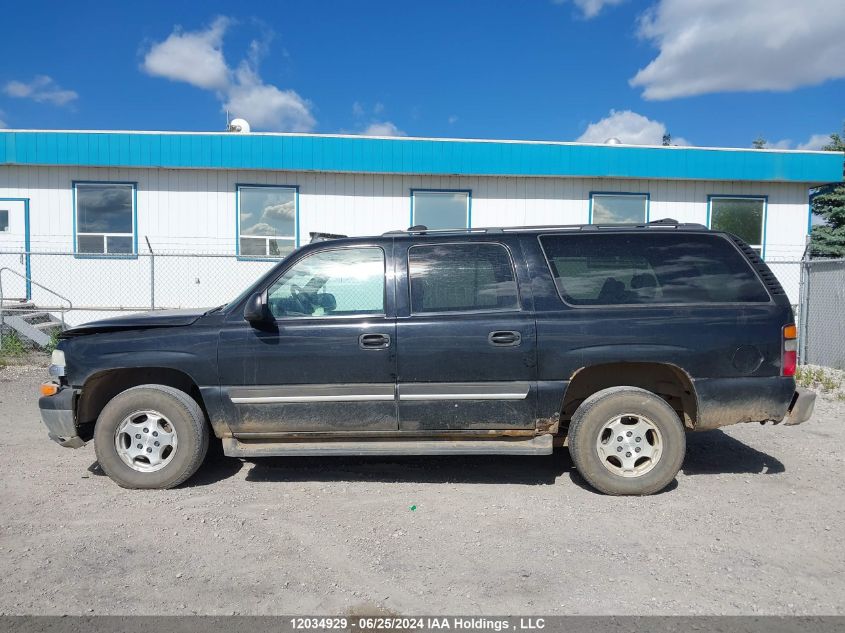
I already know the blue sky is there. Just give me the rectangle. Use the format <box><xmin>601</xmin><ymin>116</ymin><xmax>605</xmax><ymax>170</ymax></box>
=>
<box><xmin>1</xmin><ymin>0</ymin><xmax>843</xmax><ymax>149</ymax></box>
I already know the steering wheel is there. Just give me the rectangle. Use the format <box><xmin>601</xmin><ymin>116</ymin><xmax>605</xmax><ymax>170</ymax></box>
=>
<box><xmin>289</xmin><ymin>284</ymin><xmax>313</xmax><ymax>313</ymax></box>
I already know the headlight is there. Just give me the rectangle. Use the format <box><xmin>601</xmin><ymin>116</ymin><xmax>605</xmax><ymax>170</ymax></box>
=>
<box><xmin>49</xmin><ymin>349</ymin><xmax>66</xmax><ymax>377</ymax></box>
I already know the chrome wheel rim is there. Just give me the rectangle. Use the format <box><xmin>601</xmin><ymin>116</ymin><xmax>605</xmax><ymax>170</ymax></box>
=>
<box><xmin>114</xmin><ymin>410</ymin><xmax>178</xmax><ymax>472</ymax></box>
<box><xmin>595</xmin><ymin>413</ymin><xmax>662</xmax><ymax>478</ymax></box>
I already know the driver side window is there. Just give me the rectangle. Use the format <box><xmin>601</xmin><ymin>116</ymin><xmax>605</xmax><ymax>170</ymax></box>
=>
<box><xmin>267</xmin><ymin>247</ymin><xmax>385</xmax><ymax>319</ymax></box>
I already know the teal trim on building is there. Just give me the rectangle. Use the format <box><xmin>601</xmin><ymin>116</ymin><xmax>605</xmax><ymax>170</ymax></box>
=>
<box><xmin>2</xmin><ymin>131</ymin><xmax>842</xmax><ymax>184</ymax></box>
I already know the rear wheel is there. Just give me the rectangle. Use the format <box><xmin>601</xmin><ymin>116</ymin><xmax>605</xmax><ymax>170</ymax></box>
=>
<box><xmin>94</xmin><ymin>384</ymin><xmax>209</xmax><ymax>489</ymax></box>
<box><xmin>568</xmin><ymin>386</ymin><xmax>685</xmax><ymax>495</ymax></box>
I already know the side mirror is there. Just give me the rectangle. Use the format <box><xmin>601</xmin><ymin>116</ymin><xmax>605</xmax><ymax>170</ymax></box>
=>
<box><xmin>243</xmin><ymin>292</ymin><xmax>269</xmax><ymax>323</ymax></box>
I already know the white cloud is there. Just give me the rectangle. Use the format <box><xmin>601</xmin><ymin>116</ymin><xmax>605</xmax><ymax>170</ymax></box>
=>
<box><xmin>796</xmin><ymin>134</ymin><xmax>832</xmax><ymax>151</ymax></box>
<box><xmin>361</xmin><ymin>121</ymin><xmax>406</xmax><ymax>137</ymax></box>
<box><xmin>224</xmin><ymin>65</ymin><xmax>315</xmax><ymax>131</ymax></box>
<box><xmin>0</xmin><ymin>110</ymin><xmax>6</xmax><ymax>128</ymax></box>
<box><xmin>448</xmin><ymin>115</ymin><xmax>458</xmax><ymax>125</ymax></box>
<box><xmin>352</xmin><ymin>101</ymin><xmax>365</xmax><ymax>117</ymax></box>
<box><xmin>767</xmin><ymin>139</ymin><xmax>793</xmax><ymax>150</ymax></box>
<box><xmin>141</xmin><ymin>17</ymin><xmax>315</xmax><ymax>131</ymax></box>
<box><xmin>141</xmin><ymin>16</ymin><xmax>230</xmax><ymax>90</ymax></box>
<box><xmin>630</xmin><ymin>0</ymin><xmax>845</xmax><ymax>100</ymax></box>
<box><xmin>553</xmin><ymin>0</ymin><xmax>625</xmax><ymax>18</ymax></box>
<box><xmin>576</xmin><ymin>109</ymin><xmax>688</xmax><ymax>146</ymax></box>
<box><xmin>3</xmin><ymin>75</ymin><xmax>78</xmax><ymax>106</ymax></box>
<box><xmin>765</xmin><ymin>134</ymin><xmax>834</xmax><ymax>151</ymax></box>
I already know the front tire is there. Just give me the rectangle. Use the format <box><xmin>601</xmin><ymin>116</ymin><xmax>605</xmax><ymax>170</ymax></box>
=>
<box><xmin>568</xmin><ymin>386</ymin><xmax>686</xmax><ymax>495</ymax></box>
<box><xmin>94</xmin><ymin>384</ymin><xmax>209</xmax><ymax>489</ymax></box>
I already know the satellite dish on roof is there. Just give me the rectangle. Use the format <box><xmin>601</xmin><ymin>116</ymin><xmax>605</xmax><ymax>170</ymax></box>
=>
<box><xmin>605</xmin><ymin>137</ymin><xmax>622</xmax><ymax>145</ymax></box>
<box><xmin>228</xmin><ymin>118</ymin><xmax>251</xmax><ymax>133</ymax></box>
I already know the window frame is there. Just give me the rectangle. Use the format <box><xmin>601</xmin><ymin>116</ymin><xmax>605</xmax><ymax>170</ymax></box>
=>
<box><xmin>72</xmin><ymin>181</ymin><xmax>138</xmax><ymax>259</ymax></box>
<box><xmin>236</xmin><ymin>183</ymin><xmax>300</xmax><ymax>261</ymax></box>
<box><xmin>707</xmin><ymin>195</ymin><xmax>767</xmax><ymax>258</ymax></box>
<box><xmin>407</xmin><ymin>240</ymin><xmax>522</xmax><ymax>316</ymax></box>
<box><xmin>0</xmin><ymin>209</ymin><xmax>9</xmax><ymax>232</ymax></box>
<box><xmin>265</xmin><ymin>244</ymin><xmax>388</xmax><ymax>321</ymax></box>
<box><xmin>536</xmin><ymin>231</ymin><xmax>773</xmax><ymax>309</ymax></box>
<box><xmin>588</xmin><ymin>192</ymin><xmax>650</xmax><ymax>225</ymax></box>
<box><xmin>410</xmin><ymin>189</ymin><xmax>472</xmax><ymax>230</ymax></box>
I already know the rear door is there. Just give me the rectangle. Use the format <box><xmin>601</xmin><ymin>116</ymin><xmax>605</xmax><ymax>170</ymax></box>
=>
<box><xmin>394</xmin><ymin>237</ymin><xmax>538</xmax><ymax>431</ymax></box>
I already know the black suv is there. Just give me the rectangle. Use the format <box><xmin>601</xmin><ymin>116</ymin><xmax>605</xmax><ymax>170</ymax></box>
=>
<box><xmin>39</xmin><ymin>221</ymin><xmax>815</xmax><ymax>495</ymax></box>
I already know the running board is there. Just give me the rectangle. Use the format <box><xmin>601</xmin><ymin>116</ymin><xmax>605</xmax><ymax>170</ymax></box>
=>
<box><xmin>222</xmin><ymin>434</ymin><xmax>553</xmax><ymax>457</ymax></box>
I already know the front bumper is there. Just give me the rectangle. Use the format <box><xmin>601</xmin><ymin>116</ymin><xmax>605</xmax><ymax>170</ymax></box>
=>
<box><xmin>783</xmin><ymin>387</ymin><xmax>816</xmax><ymax>426</ymax></box>
<box><xmin>39</xmin><ymin>387</ymin><xmax>84</xmax><ymax>448</ymax></box>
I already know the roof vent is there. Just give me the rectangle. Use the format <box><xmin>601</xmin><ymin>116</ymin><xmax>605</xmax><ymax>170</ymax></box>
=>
<box><xmin>228</xmin><ymin>118</ymin><xmax>251</xmax><ymax>133</ymax></box>
<box><xmin>604</xmin><ymin>137</ymin><xmax>622</xmax><ymax>145</ymax></box>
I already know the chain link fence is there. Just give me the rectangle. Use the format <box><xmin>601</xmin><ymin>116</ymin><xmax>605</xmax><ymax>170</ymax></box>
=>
<box><xmin>1</xmin><ymin>249</ymin><xmax>844</xmax><ymax>368</ymax></box>
<box><xmin>799</xmin><ymin>258</ymin><xmax>845</xmax><ymax>369</ymax></box>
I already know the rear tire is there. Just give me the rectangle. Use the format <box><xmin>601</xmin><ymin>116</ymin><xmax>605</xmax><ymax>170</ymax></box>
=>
<box><xmin>93</xmin><ymin>384</ymin><xmax>209</xmax><ymax>489</ymax></box>
<box><xmin>568</xmin><ymin>386</ymin><xmax>685</xmax><ymax>495</ymax></box>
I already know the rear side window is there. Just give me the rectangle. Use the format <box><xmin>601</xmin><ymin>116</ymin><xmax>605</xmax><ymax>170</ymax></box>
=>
<box><xmin>539</xmin><ymin>233</ymin><xmax>770</xmax><ymax>305</ymax></box>
<box><xmin>409</xmin><ymin>243</ymin><xmax>519</xmax><ymax>313</ymax></box>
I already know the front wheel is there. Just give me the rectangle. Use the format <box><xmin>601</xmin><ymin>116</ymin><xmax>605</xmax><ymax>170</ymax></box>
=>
<box><xmin>93</xmin><ymin>384</ymin><xmax>209</xmax><ymax>489</ymax></box>
<box><xmin>568</xmin><ymin>386</ymin><xmax>686</xmax><ymax>495</ymax></box>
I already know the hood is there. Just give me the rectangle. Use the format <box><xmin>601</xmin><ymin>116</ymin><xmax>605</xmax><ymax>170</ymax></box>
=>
<box><xmin>61</xmin><ymin>308</ymin><xmax>211</xmax><ymax>337</ymax></box>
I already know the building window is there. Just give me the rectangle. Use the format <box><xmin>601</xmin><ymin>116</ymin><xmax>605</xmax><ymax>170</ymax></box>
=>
<box><xmin>411</xmin><ymin>190</ymin><xmax>470</xmax><ymax>230</ymax></box>
<box><xmin>0</xmin><ymin>210</ymin><xmax>8</xmax><ymax>232</ymax></box>
<box><xmin>709</xmin><ymin>196</ymin><xmax>765</xmax><ymax>253</ymax></box>
<box><xmin>238</xmin><ymin>185</ymin><xmax>298</xmax><ymax>258</ymax></box>
<box><xmin>408</xmin><ymin>243</ymin><xmax>519</xmax><ymax>314</ymax></box>
<box><xmin>590</xmin><ymin>193</ymin><xmax>649</xmax><ymax>224</ymax></box>
<box><xmin>75</xmin><ymin>182</ymin><xmax>136</xmax><ymax>255</ymax></box>
<box><xmin>267</xmin><ymin>247</ymin><xmax>385</xmax><ymax>318</ymax></box>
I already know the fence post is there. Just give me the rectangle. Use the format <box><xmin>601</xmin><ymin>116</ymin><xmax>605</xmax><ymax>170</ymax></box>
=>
<box><xmin>145</xmin><ymin>237</ymin><xmax>155</xmax><ymax>310</ymax></box>
<box><xmin>797</xmin><ymin>236</ymin><xmax>811</xmax><ymax>365</ymax></box>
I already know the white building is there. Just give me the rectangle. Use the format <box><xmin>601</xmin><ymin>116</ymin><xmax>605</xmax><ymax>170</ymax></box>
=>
<box><xmin>0</xmin><ymin>129</ymin><xmax>842</xmax><ymax>324</ymax></box>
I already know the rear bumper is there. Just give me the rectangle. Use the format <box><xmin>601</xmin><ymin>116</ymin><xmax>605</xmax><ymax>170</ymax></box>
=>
<box><xmin>39</xmin><ymin>387</ymin><xmax>84</xmax><ymax>448</ymax></box>
<box><xmin>783</xmin><ymin>387</ymin><xmax>816</xmax><ymax>426</ymax></box>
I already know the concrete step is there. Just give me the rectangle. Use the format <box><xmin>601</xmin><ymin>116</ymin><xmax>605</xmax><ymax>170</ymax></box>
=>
<box><xmin>33</xmin><ymin>320</ymin><xmax>61</xmax><ymax>331</ymax></box>
<box><xmin>1</xmin><ymin>315</ymin><xmax>51</xmax><ymax>347</ymax></box>
<box><xmin>19</xmin><ymin>311</ymin><xmax>60</xmax><ymax>324</ymax></box>
<box><xmin>1</xmin><ymin>301</ymin><xmax>36</xmax><ymax>311</ymax></box>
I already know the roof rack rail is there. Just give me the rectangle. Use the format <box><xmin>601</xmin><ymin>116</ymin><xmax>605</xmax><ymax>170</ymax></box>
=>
<box><xmin>309</xmin><ymin>232</ymin><xmax>348</xmax><ymax>243</ymax></box>
<box><xmin>382</xmin><ymin>226</ymin><xmax>503</xmax><ymax>236</ymax></box>
<box><xmin>380</xmin><ymin>221</ymin><xmax>710</xmax><ymax>237</ymax></box>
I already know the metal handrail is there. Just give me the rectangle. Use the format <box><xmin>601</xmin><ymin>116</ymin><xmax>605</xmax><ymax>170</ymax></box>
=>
<box><xmin>0</xmin><ymin>267</ymin><xmax>73</xmax><ymax>348</ymax></box>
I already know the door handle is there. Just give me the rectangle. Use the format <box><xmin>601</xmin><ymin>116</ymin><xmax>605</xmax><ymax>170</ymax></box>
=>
<box><xmin>488</xmin><ymin>331</ymin><xmax>522</xmax><ymax>347</ymax></box>
<box><xmin>359</xmin><ymin>333</ymin><xmax>391</xmax><ymax>349</ymax></box>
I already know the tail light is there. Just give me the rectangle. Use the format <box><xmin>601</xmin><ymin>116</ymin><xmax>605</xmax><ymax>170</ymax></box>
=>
<box><xmin>782</xmin><ymin>324</ymin><xmax>797</xmax><ymax>377</ymax></box>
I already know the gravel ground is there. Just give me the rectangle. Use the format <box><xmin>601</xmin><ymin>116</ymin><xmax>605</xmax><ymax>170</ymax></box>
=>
<box><xmin>0</xmin><ymin>364</ymin><xmax>843</xmax><ymax>616</ymax></box>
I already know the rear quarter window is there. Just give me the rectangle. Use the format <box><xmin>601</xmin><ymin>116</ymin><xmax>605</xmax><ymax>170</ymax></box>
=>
<box><xmin>539</xmin><ymin>232</ymin><xmax>771</xmax><ymax>306</ymax></box>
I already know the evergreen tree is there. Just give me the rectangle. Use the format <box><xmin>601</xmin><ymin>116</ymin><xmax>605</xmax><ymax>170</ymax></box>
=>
<box><xmin>810</xmin><ymin>126</ymin><xmax>845</xmax><ymax>258</ymax></box>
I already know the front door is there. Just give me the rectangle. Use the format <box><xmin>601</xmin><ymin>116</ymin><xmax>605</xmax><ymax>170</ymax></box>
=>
<box><xmin>0</xmin><ymin>199</ymin><xmax>29</xmax><ymax>300</ymax></box>
<box><xmin>394</xmin><ymin>238</ymin><xmax>538</xmax><ymax>431</ymax></box>
<box><xmin>218</xmin><ymin>243</ymin><xmax>397</xmax><ymax>435</ymax></box>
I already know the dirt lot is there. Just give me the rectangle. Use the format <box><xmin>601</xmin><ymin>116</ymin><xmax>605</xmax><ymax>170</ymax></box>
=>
<box><xmin>0</xmin><ymin>363</ymin><xmax>843</xmax><ymax>616</ymax></box>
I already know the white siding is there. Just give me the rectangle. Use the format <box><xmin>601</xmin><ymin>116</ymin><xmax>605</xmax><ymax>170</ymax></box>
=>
<box><xmin>0</xmin><ymin>166</ymin><xmax>812</xmax><ymax>317</ymax></box>
<box><xmin>0</xmin><ymin>166</ymin><xmax>812</xmax><ymax>255</ymax></box>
